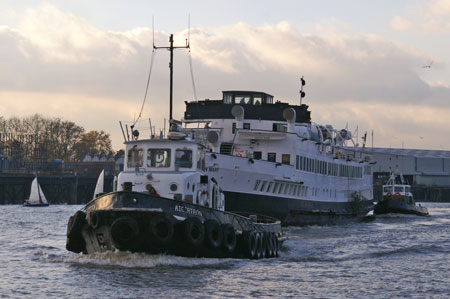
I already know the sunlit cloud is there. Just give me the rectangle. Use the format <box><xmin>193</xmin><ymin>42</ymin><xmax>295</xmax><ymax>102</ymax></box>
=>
<box><xmin>391</xmin><ymin>0</ymin><xmax>450</xmax><ymax>34</ymax></box>
<box><xmin>1</xmin><ymin>3</ymin><xmax>450</xmax><ymax>150</ymax></box>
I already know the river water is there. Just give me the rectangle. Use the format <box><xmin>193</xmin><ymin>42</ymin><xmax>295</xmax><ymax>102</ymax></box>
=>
<box><xmin>1</xmin><ymin>203</ymin><xmax>449</xmax><ymax>298</ymax></box>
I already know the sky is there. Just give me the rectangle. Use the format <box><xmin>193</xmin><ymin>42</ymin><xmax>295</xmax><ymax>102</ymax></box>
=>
<box><xmin>1</xmin><ymin>0</ymin><xmax>450</xmax><ymax>151</ymax></box>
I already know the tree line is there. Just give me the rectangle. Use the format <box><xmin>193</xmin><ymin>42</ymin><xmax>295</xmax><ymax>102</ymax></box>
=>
<box><xmin>0</xmin><ymin>114</ymin><xmax>113</xmax><ymax>162</ymax></box>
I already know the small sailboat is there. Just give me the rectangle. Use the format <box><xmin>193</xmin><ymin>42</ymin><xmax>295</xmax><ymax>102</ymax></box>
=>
<box><xmin>23</xmin><ymin>177</ymin><xmax>49</xmax><ymax>207</ymax></box>
<box><xmin>93</xmin><ymin>170</ymin><xmax>105</xmax><ymax>199</ymax></box>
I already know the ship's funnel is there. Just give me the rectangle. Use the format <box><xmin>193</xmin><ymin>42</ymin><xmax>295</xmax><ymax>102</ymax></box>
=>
<box><xmin>283</xmin><ymin>108</ymin><xmax>296</xmax><ymax>133</ymax></box>
<box><xmin>231</xmin><ymin>105</ymin><xmax>245</xmax><ymax>129</ymax></box>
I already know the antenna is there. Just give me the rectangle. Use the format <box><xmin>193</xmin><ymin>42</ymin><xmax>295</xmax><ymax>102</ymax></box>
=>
<box><xmin>188</xmin><ymin>14</ymin><xmax>191</xmax><ymax>48</ymax></box>
<box><xmin>152</xmin><ymin>16</ymin><xmax>155</xmax><ymax>49</ymax></box>
<box><xmin>154</xmin><ymin>31</ymin><xmax>190</xmax><ymax>121</ymax></box>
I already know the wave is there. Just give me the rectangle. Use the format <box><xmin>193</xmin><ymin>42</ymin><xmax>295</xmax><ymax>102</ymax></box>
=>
<box><xmin>282</xmin><ymin>242</ymin><xmax>450</xmax><ymax>264</ymax></box>
<box><xmin>42</xmin><ymin>250</ymin><xmax>242</xmax><ymax>269</ymax></box>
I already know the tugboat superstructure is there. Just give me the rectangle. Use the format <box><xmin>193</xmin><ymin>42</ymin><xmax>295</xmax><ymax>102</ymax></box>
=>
<box><xmin>180</xmin><ymin>90</ymin><xmax>374</xmax><ymax>225</ymax></box>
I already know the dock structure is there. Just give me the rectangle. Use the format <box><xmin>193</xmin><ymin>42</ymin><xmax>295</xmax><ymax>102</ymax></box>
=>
<box><xmin>0</xmin><ymin>173</ymin><xmax>113</xmax><ymax>204</ymax></box>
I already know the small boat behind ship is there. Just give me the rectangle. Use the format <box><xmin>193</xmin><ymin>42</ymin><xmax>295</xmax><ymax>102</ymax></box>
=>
<box><xmin>374</xmin><ymin>173</ymin><xmax>428</xmax><ymax>216</ymax></box>
<box><xmin>23</xmin><ymin>177</ymin><xmax>49</xmax><ymax>207</ymax></box>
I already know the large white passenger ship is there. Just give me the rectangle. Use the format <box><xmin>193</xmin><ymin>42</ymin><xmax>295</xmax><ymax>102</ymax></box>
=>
<box><xmin>178</xmin><ymin>90</ymin><xmax>374</xmax><ymax>225</ymax></box>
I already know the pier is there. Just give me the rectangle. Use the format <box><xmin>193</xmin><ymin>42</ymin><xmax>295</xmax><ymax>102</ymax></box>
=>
<box><xmin>0</xmin><ymin>173</ymin><xmax>113</xmax><ymax>204</ymax></box>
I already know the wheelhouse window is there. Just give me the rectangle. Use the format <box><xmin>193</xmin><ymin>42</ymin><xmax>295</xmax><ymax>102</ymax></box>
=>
<box><xmin>268</xmin><ymin>152</ymin><xmax>276</xmax><ymax>162</ymax></box>
<box><xmin>127</xmin><ymin>147</ymin><xmax>143</xmax><ymax>168</ymax></box>
<box><xmin>175</xmin><ymin>149</ymin><xmax>193</xmax><ymax>168</ymax></box>
<box><xmin>383</xmin><ymin>186</ymin><xmax>393</xmax><ymax>192</ymax></box>
<box><xmin>282</xmin><ymin>154</ymin><xmax>290</xmax><ymax>165</ymax></box>
<box><xmin>236</xmin><ymin>95</ymin><xmax>252</xmax><ymax>105</ymax></box>
<box><xmin>224</xmin><ymin>94</ymin><xmax>232</xmax><ymax>104</ymax></box>
<box><xmin>253</xmin><ymin>151</ymin><xmax>262</xmax><ymax>160</ymax></box>
<box><xmin>394</xmin><ymin>186</ymin><xmax>404</xmax><ymax>193</ymax></box>
<box><xmin>147</xmin><ymin>149</ymin><xmax>171</xmax><ymax>168</ymax></box>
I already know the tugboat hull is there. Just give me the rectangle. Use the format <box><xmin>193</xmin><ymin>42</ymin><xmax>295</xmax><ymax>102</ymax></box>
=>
<box><xmin>374</xmin><ymin>199</ymin><xmax>428</xmax><ymax>216</ymax></box>
<box><xmin>66</xmin><ymin>191</ymin><xmax>283</xmax><ymax>259</ymax></box>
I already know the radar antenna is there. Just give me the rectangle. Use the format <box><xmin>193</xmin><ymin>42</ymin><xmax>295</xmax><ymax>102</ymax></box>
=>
<box><xmin>299</xmin><ymin>76</ymin><xmax>306</xmax><ymax>105</ymax></box>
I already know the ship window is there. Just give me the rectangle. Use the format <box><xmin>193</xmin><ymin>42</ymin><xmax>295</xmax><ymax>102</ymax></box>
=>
<box><xmin>232</xmin><ymin>122</ymin><xmax>236</xmax><ymax>134</ymax></box>
<box><xmin>394</xmin><ymin>186</ymin><xmax>404</xmax><ymax>192</ymax></box>
<box><xmin>254</xmin><ymin>96</ymin><xmax>262</xmax><ymax>105</ymax></box>
<box><xmin>254</xmin><ymin>180</ymin><xmax>261</xmax><ymax>191</ymax></box>
<box><xmin>272</xmin><ymin>123</ymin><xmax>287</xmax><ymax>132</ymax></box>
<box><xmin>292</xmin><ymin>185</ymin><xmax>297</xmax><ymax>196</ymax></box>
<box><xmin>279</xmin><ymin>184</ymin><xmax>285</xmax><ymax>194</ymax></box>
<box><xmin>127</xmin><ymin>147</ymin><xmax>143</xmax><ymax>168</ymax></box>
<box><xmin>282</xmin><ymin>154</ymin><xmax>290</xmax><ymax>165</ymax></box>
<box><xmin>405</xmin><ymin>186</ymin><xmax>411</xmax><ymax>192</ymax></box>
<box><xmin>197</xmin><ymin>150</ymin><xmax>205</xmax><ymax>170</ymax></box>
<box><xmin>224</xmin><ymin>94</ymin><xmax>232</xmax><ymax>104</ymax></box>
<box><xmin>266</xmin><ymin>182</ymin><xmax>273</xmax><ymax>192</ymax></box>
<box><xmin>236</xmin><ymin>95</ymin><xmax>252</xmax><ymax>105</ymax></box>
<box><xmin>147</xmin><ymin>149</ymin><xmax>171</xmax><ymax>168</ymax></box>
<box><xmin>243</xmin><ymin>123</ymin><xmax>251</xmax><ymax>130</ymax></box>
<box><xmin>260</xmin><ymin>181</ymin><xmax>267</xmax><ymax>192</ymax></box>
<box><xmin>273</xmin><ymin>183</ymin><xmax>280</xmax><ymax>193</ymax></box>
<box><xmin>268</xmin><ymin>153</ymin><xmax>276</xmax><ymax>162</ymax></box>
<box><xmin>383</xmin><ymin>186</ymin><xmax>393</xmax><ymax>192</ymax></box>
<box><xmin>253</xmin><ymin>151</ymin><xmax>262</xmax><ymax>160</ymax></box>
<box><xmin>175</xmin><ymin>149</ymin><xmax>193</xmax><ymax>168</ymax></box>
<box><xmin>266</xmin><ymin>95</ymin><xmax>273</xmax><ymax>104</ymax></box>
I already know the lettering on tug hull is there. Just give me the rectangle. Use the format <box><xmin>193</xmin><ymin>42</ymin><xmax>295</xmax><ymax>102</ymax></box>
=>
<box><xmin>174</xmin><ymin>205</ymin><xmax>203</xmax><ymax>217</ymax></box>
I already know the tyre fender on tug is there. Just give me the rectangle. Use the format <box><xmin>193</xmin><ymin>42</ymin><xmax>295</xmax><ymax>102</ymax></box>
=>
<box><xmin>242</xmin><ymin>231</ymin><xmax>258</xmax><ymax>259</ymax></box>
<box><xmin>204</xmin><ymin>219</ymin><xmax>223</xmax><ymax>249</ymax></box>
<box><xmin>255</xmin><ymin>232</ymin><xmax>265</xmax><ymax>259</ymax></box>
<box><xmin>148</xmin><ymin>214</ymin><xmax>174</xmax><ymax>247</ymax></box>
<box><xmin>89</xmin><ymin>211</ymin><xmax>102</xmax><ymax>230</ymax></box>
<box><xmin>110</xmin><ymin>216</ymin><xmax>140</xmax><ymax>250</ymax></box>
<box><xmin>221</xmin><ymin>223</ymin><xmax>237</xmax><ymax>254</ymax></box>
<box><xmin>182</xmin><ymin>217</ymin><xmax>205</xmax><ymax>248</ymax></box>
<box><xmin>66</xmin><ymin>210</ymin><xmax>87</xmax><ymax>253</ymax></box>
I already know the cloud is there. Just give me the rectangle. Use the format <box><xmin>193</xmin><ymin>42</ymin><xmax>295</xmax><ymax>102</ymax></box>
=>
<box><xmin>391</xmin><ymin>0</ymin><xmax>450</xmax><ymax>34</ymax></box>
<box><xmin>1</xmin><ymin>4</ymin><xmax>450</xmax><ymax>150</ymax></box>
<box><xmin>391</xmin><ymin>16</ymin><xmax>412</xmax><ymax>31</ymax></box>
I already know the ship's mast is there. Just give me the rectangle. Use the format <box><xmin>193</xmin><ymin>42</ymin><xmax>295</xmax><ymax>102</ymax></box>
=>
<box><xmin>154</xmin><ymin>34</ymin><xmax>190</xmax><ymax>120</ymax></box>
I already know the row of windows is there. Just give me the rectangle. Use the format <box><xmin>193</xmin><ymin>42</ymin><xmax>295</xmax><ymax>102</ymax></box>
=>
<box><xmin>253</xmin><ymin>180</ymin><xmax>308</xmax><ymax>197</ymax></box>
<box><xmin>127</xmin><ymin>148</ymin><xmax>200</xmax><ymax>169</ymax></box>
<box><xmin>295</xmin><ymin>155</ymin><xmax>363</xmax><ymax>178</ymax></box>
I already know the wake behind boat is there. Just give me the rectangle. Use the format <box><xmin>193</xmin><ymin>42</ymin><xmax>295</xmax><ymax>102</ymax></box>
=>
<box><xmin>23</xmin><ymin>177</ymin><xmax>49</xmax><ymax>207</ymax></box>
<box><xmin>374</xmin><ymin>173</ymin><xmax>428</xmax><ymax>216</ymax></box>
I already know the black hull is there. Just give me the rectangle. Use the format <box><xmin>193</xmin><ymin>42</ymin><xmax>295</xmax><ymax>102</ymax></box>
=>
<box><xmin>66</xmin><ymin>191</ymin><xmax>283</xmax><ymax>259</ymax></box>
<box><xmin>374</xmin><ymin>199</ymin><xmax>429</xmax><ymax>216</ymax></box>
<box><xmin>224</xmin><ymin>191</ymin><xmax>374</xmax><ymax>226</ymax></box>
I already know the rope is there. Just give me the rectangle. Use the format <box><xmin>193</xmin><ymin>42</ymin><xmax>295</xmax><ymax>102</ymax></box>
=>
<box><xmin>133</xmin><ymin>50</ymin><xmax>156</xmax><ymax>127</ymax></box>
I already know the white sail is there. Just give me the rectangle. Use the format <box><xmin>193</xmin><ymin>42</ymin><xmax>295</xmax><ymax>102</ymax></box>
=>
<box><xmin>27</xmin><ymin>177</ymin><xmax>48</xmax><ymax>205</ymax></box>
<box><xmin>93</xmin><ymin>170</ymin><xmax>105</xmax><ymax>199</ymax></box>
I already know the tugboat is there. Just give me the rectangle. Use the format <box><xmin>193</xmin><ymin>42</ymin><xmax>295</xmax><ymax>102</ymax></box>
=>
<box><xmin>374</xmin><ymin>173</ymin><xmax>428</xmax><ymax>216</ymax></box>
<box><xmin>65</xmin><ymin>34</ymin><xmax>283</xmax><ymax>259</ymax></box>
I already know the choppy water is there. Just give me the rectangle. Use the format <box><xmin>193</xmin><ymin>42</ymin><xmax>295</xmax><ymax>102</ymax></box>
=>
<box><xmin>1</xmin><ymin>203</ymin><xmax>449</xmax><ymax>298</ymax></box>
